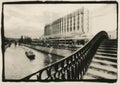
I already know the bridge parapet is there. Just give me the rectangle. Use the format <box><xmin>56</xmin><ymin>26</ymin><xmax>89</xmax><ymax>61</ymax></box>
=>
<box><xmin>21</xmin><ymin>31</ymin><xmax>108</xmax><ymax>81</ymax></box>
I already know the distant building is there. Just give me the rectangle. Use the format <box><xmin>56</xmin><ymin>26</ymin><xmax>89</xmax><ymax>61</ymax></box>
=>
<box><xmin>44</xmin><ymin>7</ymin><xmax>91</xmax><ymax>40</ymax></box>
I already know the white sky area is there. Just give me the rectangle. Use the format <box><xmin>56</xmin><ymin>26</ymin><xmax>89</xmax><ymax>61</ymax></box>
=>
<box><xmin>4</xmin><ymin>3</ymin><xmax>117</xmax><ymax>38</ymax></box>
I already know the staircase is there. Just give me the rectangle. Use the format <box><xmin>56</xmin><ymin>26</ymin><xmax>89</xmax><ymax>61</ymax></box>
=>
<box><xmin>21</xmin><ymin>31</ymin><xmax>117</xmax><ymax>81</ymax></box>
<box><xmin>83</xmin><ymin>39</ymin><xmax>117</xmax><ymax>79</ymax></box>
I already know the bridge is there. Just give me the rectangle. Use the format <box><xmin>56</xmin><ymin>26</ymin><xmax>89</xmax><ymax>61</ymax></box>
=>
<box><xmin>17</xmin><ymin>31</ymin><xmax>117</xmax><ymax>82</ymax></box>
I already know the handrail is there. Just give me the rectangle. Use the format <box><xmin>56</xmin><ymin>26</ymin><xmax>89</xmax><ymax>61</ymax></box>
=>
<box><xmin>21</xmin><ymin>31</ymin><xmax>108</xmax><ymax>81</ymax></box>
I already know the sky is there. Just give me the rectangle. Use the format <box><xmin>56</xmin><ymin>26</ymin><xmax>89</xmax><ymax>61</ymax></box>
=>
<box><xmin>4</xmin><ymin>3</ymin><xmax>117</xmax><ymax>38</ymax></box>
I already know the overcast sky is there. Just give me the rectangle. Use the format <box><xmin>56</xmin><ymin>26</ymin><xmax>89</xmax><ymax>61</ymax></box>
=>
<box><xmin>4</xmin><ymin>3</ymin><xmax>117</xmax><ymax>38</ymax></box>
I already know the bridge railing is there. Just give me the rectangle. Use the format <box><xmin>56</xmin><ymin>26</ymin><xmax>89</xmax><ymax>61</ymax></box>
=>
<box><xmin>21</xmin><ymin>31</ymin><xmax>108</xmax><ymax>81</ymax></box>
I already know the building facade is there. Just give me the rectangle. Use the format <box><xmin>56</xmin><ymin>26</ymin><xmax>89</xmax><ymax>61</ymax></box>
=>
<box><xmin>44</xmin><ymin>7</ymin><xmax>91</xmax><ymax>39</ymax></box>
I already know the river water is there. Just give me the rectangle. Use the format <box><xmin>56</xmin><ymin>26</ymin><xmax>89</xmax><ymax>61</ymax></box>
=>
<box><xmin>4</xmin><ymin>44</ymin><xmax>65</xmax><ymax>80</ymax></box>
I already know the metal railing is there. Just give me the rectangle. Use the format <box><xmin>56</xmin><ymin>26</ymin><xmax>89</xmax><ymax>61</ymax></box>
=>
<box><xmin>21</xmin><ymin>31</ymin><xmax>108</xmax><ymax>81</ymax></box>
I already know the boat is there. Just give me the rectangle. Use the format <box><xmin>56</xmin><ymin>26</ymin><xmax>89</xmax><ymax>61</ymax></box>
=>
<box><xmin>25</xmin><ymin>51</ymin><xmax>35</xmax><ymax>60</ymax></box>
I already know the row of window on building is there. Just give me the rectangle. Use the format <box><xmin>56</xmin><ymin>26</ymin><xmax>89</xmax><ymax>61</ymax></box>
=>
<box><xmin>44</xmin><ymin>7</ymin><xmax>90</xmax><ymax>38</ymax></box>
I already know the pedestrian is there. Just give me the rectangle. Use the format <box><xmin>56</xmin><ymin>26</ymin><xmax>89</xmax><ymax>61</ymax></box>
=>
<box><xmin>15</xmin><ymin>41</ymin><xmax>17</xmax><ymax>47</ymax></box>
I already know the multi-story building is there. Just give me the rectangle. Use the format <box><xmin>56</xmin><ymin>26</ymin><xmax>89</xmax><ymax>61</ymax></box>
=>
<box><xmin>44</xmin><ymin>7</ymin><xmax>91</xmax><ymax>39</ymax></box>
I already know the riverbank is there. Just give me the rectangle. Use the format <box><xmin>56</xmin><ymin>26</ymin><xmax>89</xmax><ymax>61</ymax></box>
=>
<box><xmin>23</xmin><ymin>44</ymin><xmax>74</xmax><ymax>57</ymax></box>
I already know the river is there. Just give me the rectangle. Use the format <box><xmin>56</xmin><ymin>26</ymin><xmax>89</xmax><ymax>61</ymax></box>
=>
<box><xmin>4</xmin><ymin>44</ymin><xmax>64</xmax><ymax>80</ymax></box>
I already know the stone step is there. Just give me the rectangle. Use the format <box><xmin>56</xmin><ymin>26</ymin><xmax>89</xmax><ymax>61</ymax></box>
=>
<box><xmin>102</xmin><ymin>39</ymin><xmax>117</xmax><ymax>42</ymax></box>
<box><xmin>89</xmin><ymin>62</ymin><xmax>117</xmax><ymax>73</ymax></box>
<box><xmin>96</xmin><ymin>52</ymin><xmax>117</xmax><ymax>57</ymax></box>
<box><xmin>92</xmin><ymin>58</ymin><xmax>117</xmax><ymax>68</ymax></box>
<box><xmin>94</xmin><ymin>55</ymin><xmax>117</xmax><ymax>63</ymax></box>
<box><xmin>89</xmin><ymin>64</ymin><xmax>117</xmax><ymax>75</ymax></box>
<box><xmin>97</xmin><ymin>49</ymin><xmax>117</xmax><ymax>54</ymax></box>
<box><xmin>102</xmin><ymin>40</ymin><xmax>117</xmax><ymax>43</ymax></box>
<box><xmin>84</xmin><ymin>73</ymin><xmax>106</xmax><ymax>79</ymax></box>
<box><xmin>95</xmin><ymin>54</ymin><xmax>117</xmax><ymax>59</ymax></box>
<box><xmin>101</xmin><ymin>39</ymin><xmax>117</xmax><ymax>41</ymax></box>
<box><xmin>100</xmin><ymin>42</ymin><xmax>117</xmax><ymax>44</ymax></box>
<box><xmin>92</xmin><ymin>61</ymin><xmax>117</xmax><ymax>69</ymax></box>
<box><xmin>100</xmin><ymin>42</ymin><xmax>117</xmax><ymax>45</ymax></box>
<box><xmin>98</xmin><ymin>47</ymin><xmax>117</xmax><ymax>50</ymax></box>
<box><xmin>100</xmin><ymin>40</ymin><xmax>117</xmax><ymax>45</ymax></box>
<box><xmin>84</xmin><ymin>71</ymin><xmax>117</xmax><ymax>79</ymax></box>
<box><xmin>83</xmin><ymin>73</ymin><xmax>96</xmax><ymax>79</ymax></box>
<box><xmin>85</xmin><ymin>68</ymin><xmax>117</xmax><ymax>79</ymax></box>
<box><xmin>99</xmin><ymin>45</ymin><xmax>117</xmax><ymax>48</ymax></box>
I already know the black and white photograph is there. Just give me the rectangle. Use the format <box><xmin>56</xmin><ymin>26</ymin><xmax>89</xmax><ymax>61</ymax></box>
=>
<box><xmin>1</xmin><ymin>0</ymin><xmax>118</xmax><ymax>83</ymax></box>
